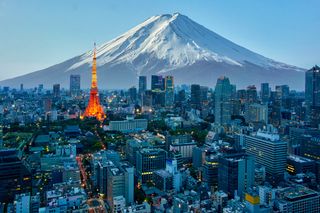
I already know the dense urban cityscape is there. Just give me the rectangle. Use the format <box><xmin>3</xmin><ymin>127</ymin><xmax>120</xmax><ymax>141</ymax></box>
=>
<box><xmin>0</xmin><ymin>1</ymin><xmax>320</xmax><ymax>212</ymax></box>
<box><xmin>0</xmin><ymin>40</ymin><xmax>319</xmax><ymax>213</ymax></box>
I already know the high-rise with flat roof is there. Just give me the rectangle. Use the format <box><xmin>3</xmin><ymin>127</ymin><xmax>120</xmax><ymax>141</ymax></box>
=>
<box><xmin>260</xmin><ymin>83</ymin><xmax>270</xmax><ymax>104</ymax></box>
<box><xmin>107</xmin><ymin>162</ymin><xmax>134</xmax><ymax>206</ymax></box>
<box><xmin>53</xmin><ymin>84</ymin><xmax>60</xmax><ymax>98</ymax></box>
<box><xmin>245</xmin><ymin>126</ymin><xmax>287</xmax><ymax>185</ymax></box>
<box><xmin>165</xmin><ymin>76</ymin><xmax>174</xmax><ymax>107</ymax></box>
<box><xmin>191</xmin><ymin>84</ymin><xmax>201</xmax><ymax>109</ymax></box>
<box><xmin>218</xmin><ymin>153</ymin><xmax>255</xmax><ymax>199</ymax></box>
<box><xmin>70</xmin><ymin>74</ymin><xmax>80</xmax><ymax>96</ymax></box>
<box><xmin>215</xmin><ymin>76</ymin><xmax>233</xmax><ymax>124</ymax></box>
<box><xmin>136</xmin><ymin>148</ymin><xmax>167</xmax><ymax>184</ymax></box>
<box><xmin>276</xmin><ymin>185</ymin><xmax>320</xmax><ymax>213</ymax></box>
<box><xmin>305</xmin><ymin>65</ymin><xmax>320</xmax><ymax>127</ymax></box>
<box><xmin>0</xmin><ymin>149</ymin><xmax>32</xmax><ymax>203</ymax></box>
<box><xmin>138</xmin><ymin>76</ymin><xmax>147</xmax><ymax>94</ymax></box>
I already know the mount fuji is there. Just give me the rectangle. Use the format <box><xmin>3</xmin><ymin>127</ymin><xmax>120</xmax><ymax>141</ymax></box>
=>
<box><xmin>0</xmin><ymin>13</ymin><xmax>305</xmax><ymax>90</ymax></box>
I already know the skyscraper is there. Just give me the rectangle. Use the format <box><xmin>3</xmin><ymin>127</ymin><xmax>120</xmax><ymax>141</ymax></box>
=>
<box><xmin>245</xmin><ymin>103</ymin><xmax>268</xmax><ymax>124</ymax></box>
<box><xmin>106</xmin><ymin>162</ymin><xmax>134</xmax><ymax>206</ymax></box>
<box><xmin>70</xmin><ymin>74</ymin><xmax>80</xmax><ymax>96</ymax></box>
<box><xmin>151</xmin><ymin>75</ymin><xmax>164</xmax><ymax>91</ymax></box>
<box><xmin>138</xmin><ymin>76</ymin><xmax>147</xmax><ymax>95</ymax></box>
<box><xmin>151</xmin><ymin>75</ymin><xmax>165</xmax><ymax>107</ymax></box>
<box><xmin>165</xmin><ymin>76</ymin><xmax>174</xmax><ymax>107</ymax></box>
<box><xmin>0</xmin><ymin>149</ymin><xmax>32</xmax><ymax>203</ymax></box>
<box><xmin>53</xmin><ymin>84</ymin><xmax>60</xmax><ymax>97</ymax></box>
<box><xmin>136</xmin><ymin>148</ymin><xmax>167</xmax><ymax>184</ymax></box>
<box><xmin>82</xmin><ymin>44</ymin><xmax>105</xmax><ymax>121</ymax></box>
<box><xmin>305</xmin><ymin>65</ymin><xmax>320</xmax><ymax>127</ymax></box>
<box><xmin>260</xmin><ymin>83</ymin><xmax>270</xmax><ymax>104</ymax></box>
<box><xmin>246</xmin><ymin>85</ymin><xmax>258</xmax><ymax>104</ymax></box>
<box><xmin>218</xmin><ymin>153</ymin><xmax>255</xmax><ymax>199</ymax></box>
<box><xmin>128</xmin><ymin>87</ymin><xmax>137</xmax><ymax>104</ymax></box>
<box><xmin>215</xmin><ymin>76</ymin><xmax>233</xmax><ymax>124</ymax></box>
<box><xmin>276</xmin><ymin>85</ymin><xmax>290</xmax><ymax>100</ymax></box>
<box><xmin>245</xmin><ymin>126</ymin><xmax>287</xmax><ymax>185</ymax></box>
<box><xmin>191</xmin><ymin>84</ymin><xmax>201</xmax><ymax>109</ymax></box>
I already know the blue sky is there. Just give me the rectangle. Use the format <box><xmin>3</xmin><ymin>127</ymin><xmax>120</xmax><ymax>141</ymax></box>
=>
<box><xmin>0</xmin><ymin>0</ymin><xmax>319</xmax><ymax>80</ymax></box>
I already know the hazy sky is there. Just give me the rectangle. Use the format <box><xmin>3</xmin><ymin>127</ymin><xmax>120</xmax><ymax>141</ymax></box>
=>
<box><xmin>0</xmin><ymin>0</ymin><xmax>319</xmax><ymax>81</ymax></box>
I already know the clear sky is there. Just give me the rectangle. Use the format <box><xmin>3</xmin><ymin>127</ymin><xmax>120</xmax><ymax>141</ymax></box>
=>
<box><xmin>0</xmin><ymin>0</ymin><xmax>319</xmax><ymax>81</ymax></box>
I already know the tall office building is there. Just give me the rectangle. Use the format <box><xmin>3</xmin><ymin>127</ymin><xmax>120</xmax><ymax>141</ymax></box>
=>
<box><xmin>128</xmin><ymin>87</ymin><xmax>137</xmax><ymax>104</ymax></box>
<box><xmin>151</xmin><ymin>75</ymin><xmax>164</xmax><ymax>91</ymax></box>
<box><xmin>260</xmin><ymin>83</ymin><xmax>270</xmax><ymax>104</ymax></box>
<box><xmin>38</xmin><ymin>84</ymin><xmax>44</xmax><ymax>93</ymax></box>
<box><xmin>214</xmin><ymin>76</ymin><xmax>233</xmax><ymax>124</ymax></box>
<box><xmin>246</xmin><ymin>85</ymin><xmax>258</xmax><ymax>104</ymax></box>
<box><xmin>177</xmin><ymin>89</ymin><xmax>186</xmax><ymax>103</ymax></box>
<box><xmin>43</xmin><ymin>98</ymin><xmax>52</xmax><ymax>112</ymax></box>
<box><xmin>202</xmin><ymin>152</ymin><xmax>219</xmax><ymax>191</ymax></box>
<box><xmin>305</xmin><ymin>65</ymin><xmax>320</xmax><ymax>127</ymax></box>
<box><xmin>191</xmin><ymin>84</ymin><xmax>201</xmax><ymax>109</ymax></box>
<box><xmin>0</xmin><ymin>149</ymin><xmax>32</xmax><ymax>203</ymax></box>
<box><xmin>138</xmin><ymin>76</ymin><xmax>147</xmax><ymax>94</ymax></box>
<box><xmin>70</xmin><ymin>75</ymin><xmax>80</xmax><ymax>96</ymax></box>
<box><xmin>136</xmin><ymin>148</ymin><xmax>167</xmax><ymax>184</ymax></box>
<box><xmin>142</xmin><ymin>90</ymin><xmax>153</xmax><ymax>107</ymax></box>
<box><xmin>106</xmin><ymin>162</ymin><xmax>134</xmax><ymax>206</ymax></box>
<box><xmin>276</xmin><ymin>85</ymin><xmax>290</xmax><ymax>100</ymax></box>
<box><xmin>165</xmin><ymin>76</ymin><xmax>174</xmax><ymax>107</ymax></box>
<box><xmin>218</xmin><ymin>153</ymin><xmax>255</xmax><ymax>199</ymax></box>
<box><xmin>245</xmin><ymin>103</ymin><xmax>268</xmax><ymax>124</ymax></box>
<box><xmin>151</xmin><ymin>75</ymin><xmax>165</xmax><ymax>107</ymax></box>
<box><xmin>245</xmin><ymin>126</ymin><xmax>287</xmax><ymax>185</ymax></box>
<box><xmin>53</xmin><ymin>84</ymin><xmax>60</xmax><ymax>97</ymax></box>
<box><xmin>288</xmin><ymin>127</ymin><xmax>319</xmax><ymax>155</ymax></box>
<box><xmin>200</xmin><ymin>86</ymin><xmax>209</xmax><ymax>103</ymax></box>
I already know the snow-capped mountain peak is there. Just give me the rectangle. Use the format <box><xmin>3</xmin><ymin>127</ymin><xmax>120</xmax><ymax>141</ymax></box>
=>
<box><xmin>69</xmin><ymin>13</ymin><xmax>301</xmax><ymax>74</ymax></box>
<box><xmin>0</xmin><ymin>13</ymin><xmax>305</xmax><ymax>90</ymax></box>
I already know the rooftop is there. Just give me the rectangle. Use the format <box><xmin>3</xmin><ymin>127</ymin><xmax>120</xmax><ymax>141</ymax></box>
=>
<box><xmin>287</xmin><ymin>155</ymin><xmax>314</xmax><ymax>163</ymax></box>
<box><xmin>280</xmin><ymin>186</ymin><xmax>319</xmax><ymax>202</ymax></box>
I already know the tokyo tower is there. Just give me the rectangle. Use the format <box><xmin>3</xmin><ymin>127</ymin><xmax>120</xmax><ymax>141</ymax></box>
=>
<box><xmin>81</xmin><ymin>44</ymin><xmax>105</xmax><ymax>121</ymax></box>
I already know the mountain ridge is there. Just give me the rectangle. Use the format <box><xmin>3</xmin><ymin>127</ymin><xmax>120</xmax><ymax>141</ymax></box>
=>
<box><xmin>0</xmin><ymin>13</ymin><xmax>305</xmax><ymax>90</ymax></box>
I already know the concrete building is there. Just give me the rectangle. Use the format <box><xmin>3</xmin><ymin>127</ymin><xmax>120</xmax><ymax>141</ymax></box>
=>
<box><xmin>164</xmin><ymin>76</ymin><xmax>174</xmax><ymax>107</ymax></box>
<box><xmin>245</xmin><ymin>103</ymin><xmax>268</xmax><ymax>124</ymax></box>
<box><xmin>245</xmin><ymin>125</ymin><xmax>287</xmax><ymax>185</ymax></box>
<box><xmin>109</xmin><ymin>116</ymin><xmax>147</xmax><ymax>133</ymax></box>
<box><xmin>136</xmin><ymin>148</ymin><xmax>167</xmax><ymax>184</ymax></box>
<box><xmin>218</xmin><ymin>153</ymin><xmax>255</xmax><ymax>199</ymax></box>
<box><xmin>169</xmin><ymin>139</ymin><xmax>196</xmax><ymax>162</ymax></box>
<box><xmin>215</xmin><ymin>76</ymin><xmax>233</xmax><ymax>124</ymax></box>
<box><xmin>70</xmin><ymin>74</ymin><xmax>81</xmax><ymax>96</ymax></box>
<box><xmin>276</xmin><ymin>185</ymin><xmax>320</xmax><ymax>213</ymax></box>
<box><xmin>107</xmin><ymin>162</ymin><xmax>134</xmax><ymax>206</ymax></box>
<box><xmin>0</xmin><ymin>149</ymin><xmax>32</xmax><ymax>203</ymax></box>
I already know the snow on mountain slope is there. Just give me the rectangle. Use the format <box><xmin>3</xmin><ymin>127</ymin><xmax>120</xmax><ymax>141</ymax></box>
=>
<box><xmin>0</xmin><ymin>13</ymin><xmax>305</xmax><ymax>90</ymax></box>
<box><xmin>70</xmin><ymin>13</ymin><xmax>301</xmax><ymax>73</ymax></box>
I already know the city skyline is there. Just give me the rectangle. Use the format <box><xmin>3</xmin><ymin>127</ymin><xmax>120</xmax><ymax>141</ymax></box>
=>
<box><xmin>0</xmin><ymin>0</ymin><xmax>319</xmax><ymax>81</ymax></box>
<box><xmin>0</xmin><ymin>2</ymin><xmax>320</xmax><ymax>212</ymax></box>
